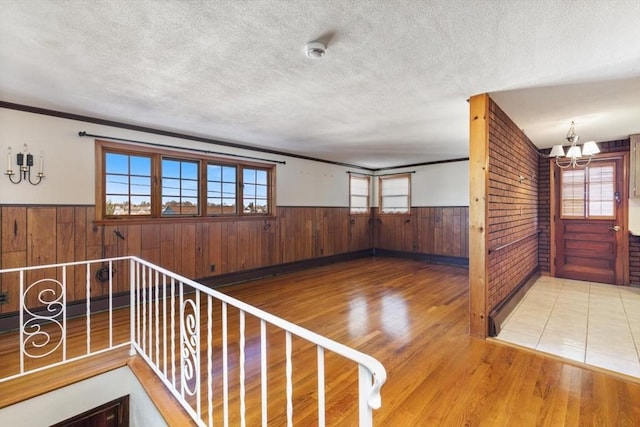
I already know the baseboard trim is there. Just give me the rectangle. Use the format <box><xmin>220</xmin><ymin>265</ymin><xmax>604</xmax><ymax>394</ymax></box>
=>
<box><xmin>198</xmin><ymin>250</ymin><xmax>374</xmax><ymax>288</ymax></box>
<box><xmin>372</xmin><ymin>249</ymin><xmax>469</xmax><ymax>267</ymax></box>
<box><xmin>0</xmin><ymin>293</ymin><xmax>130</xmax><ymax>333</ymax></box>
<box><xmin>488</xmin><ymin>268</ymin><xmax>540</xmax><ymax>337</ymax></box>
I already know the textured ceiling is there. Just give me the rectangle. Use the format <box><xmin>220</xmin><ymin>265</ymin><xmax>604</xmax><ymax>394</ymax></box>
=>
<box><xmin>1</xmin><ymin>0</ymin><xmax>639</xmax><ymax>169</ymax></box>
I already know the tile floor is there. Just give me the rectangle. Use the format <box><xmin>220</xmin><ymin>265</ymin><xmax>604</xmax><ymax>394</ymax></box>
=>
<box><xmin>496</xmin><ymin>276</ymin><xmax>640</xmax><ymax>378</ymax></box>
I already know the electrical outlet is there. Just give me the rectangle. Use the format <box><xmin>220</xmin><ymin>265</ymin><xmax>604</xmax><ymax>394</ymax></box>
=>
<box><xmin>0</xmin><ymin>292</ymin><xmax>7</xmax><ymax>305</ymax></box>
<box><xmin>210</xmin><ymin>264</ymin><xmax>216</xmax><ymax>272</ymax></box>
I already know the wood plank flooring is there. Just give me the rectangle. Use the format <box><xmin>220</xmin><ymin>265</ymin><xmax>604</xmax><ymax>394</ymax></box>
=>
<box><xmin>217</xmin><ymin>257</ymin><xmax>640</xmax><ymax>426</ymax></box>
<box><xmin>2</xmin><ymin>257</ymin><xmax>639</xmax><ymax>426</ymax></box>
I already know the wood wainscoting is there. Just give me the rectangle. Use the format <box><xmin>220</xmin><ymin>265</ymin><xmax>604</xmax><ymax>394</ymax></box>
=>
<box><xmin>0</xmin><ymin>205</ymin><xmax>469</xmax><ymax>315</ymax></box>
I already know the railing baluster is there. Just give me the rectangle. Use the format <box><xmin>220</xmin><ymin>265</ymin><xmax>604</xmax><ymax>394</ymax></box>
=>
<box><xmin>162</xmin><ymin>274</ymin><xmax>167</xmax><ymax>376</ymax></box>
<box><xmin>179</xmin><ymin>280</ymin><xmax>185</xmax><ymax>400</ymax></box>
<box><xmin>62</xmin><ymin>266</ymin><xmax>67</xmax><ymax>362</ymax></box>
<box><xmin>147</xmin><ymin>266</ymin><xmax>153</xmax><ymax>360</ymax></box>
<box><xmin>260</xmin><ymin>319</ymin><xmax>267</xmax><ymax>427</ymax></box>
<box><xmin>207</xmin><ymin>295</ymin><xmax>213</xmax><ymax>427</ymax></box>
<box><xmin>142</xmin><ymin>265</ymin><xmax>147</xmax><ymax>354</ymax></box>
<box><xmin>19</xmin><ymin>270</ymin><xmax>25</xmax><ymax>375</ymax></box>
<box><xmin>196</xmin><ymin>290</ymin><xmax>202</xmax><ymax>420</ymax></box>
<box><xmin>286</xmin><ymin>331</ymin><xmax>293</xmax><ymax>427</ymax></box>
<box><xmin>171</xmin><ymin>277</ymin><xmax>176</xmax><ymax>388</ymax></box>
<box><xmin>85</xmin><ymin>262</ymin><xmax>91</xmax><ymax>355</ymax></box>
<box><xmin>222</xmin><ymin>301</ymin><xmax>229</xmax><ymax>427</ymax></box>
<box><xmin>136</xmin><ymin>261</ymin><xmax>141</xmax><ymax>353</ymax></box>
<box><xmin>317</xmin><ymin>346</ymin><xmax>325</xmax><ymax>427</ymax></box>
<box><xmin>240</xmin><ymin>310</ymin><xmax>246</xmax><ymax>427</ymax></box>
<box><xmin>155</xmin><ymin>269</ymin><xmax>160</xmax><ymax>368</ymax></box>
<box><xmin>108</xmin><ymin>260</ymin><xmax>113</xmax><ymax>348</ymax></box>
<box><xmin>129</xmin><ymin>259</ymin><xmax>136</xmax><ymax>356</ymax></box>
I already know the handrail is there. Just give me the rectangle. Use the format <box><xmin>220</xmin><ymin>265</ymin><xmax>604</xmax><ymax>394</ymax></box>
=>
<box><xmin>130</xmin><ymin>256</ymin><xmax>387</xmax><ymax>409</ymax></box>
<box><xmin>488</xmin><ymin>230</ymin><xmax>541</xmax><ymax>254</ymax></box>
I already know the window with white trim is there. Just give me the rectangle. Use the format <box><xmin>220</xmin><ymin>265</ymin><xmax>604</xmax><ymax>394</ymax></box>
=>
<box><xmin>350</xmin><ymin>174</ymin><xmax>370</xmax><ymax>214</ymax></box>
<box><xmin>379</xmin><ymin>174</ymin><xmax>411</xmax><ymax>214</ymax></box>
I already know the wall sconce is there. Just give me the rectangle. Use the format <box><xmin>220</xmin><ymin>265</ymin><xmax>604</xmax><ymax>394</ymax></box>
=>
<box><xmin>5</xmin><ymin>144</ymin><xmax>45</xmax><ymax>185</ymax></box>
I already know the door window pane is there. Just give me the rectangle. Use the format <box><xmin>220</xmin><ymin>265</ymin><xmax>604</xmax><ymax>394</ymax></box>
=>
<box><xmin>561</xmin><ymin>169</ymin><xmax>585</xmax><ymax>217</ymax></box>
<box><xmin>588</xmin><ymin>164</ymin><xmax>615</xmax><ymax>217</ymax></box>
<box><xmin>560</xmin><ymin>163</ymin><xmax>615</xmax><ymax>219</ymax></box>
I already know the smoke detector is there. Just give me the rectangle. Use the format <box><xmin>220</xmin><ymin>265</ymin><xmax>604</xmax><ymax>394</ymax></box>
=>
<box><xmin>304</xmin><ymin>41</ymin><xmax>326</xmax><ymax>59</ymax></box>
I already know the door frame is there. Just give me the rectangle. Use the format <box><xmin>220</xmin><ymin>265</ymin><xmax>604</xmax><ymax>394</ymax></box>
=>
<box><xmin>549</xmin><ymin>151</ymin><xmax>629</xmax><ymax>284</ymax></box>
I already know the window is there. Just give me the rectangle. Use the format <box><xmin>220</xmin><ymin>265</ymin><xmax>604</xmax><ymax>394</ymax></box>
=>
<box><xmin>207</xmin><ymin>164</ymin><xmax>237</xmax><ymax>215</ymax></box>
<box><xmin>560</xmin><ymin>163</ymin><xmax>615</xmax><ymax>219</ymax></box>
<box><xmin>349</xmin><ymin>174</ymin><xmax>370</xmax><ymax>214</ymax></box>
<box><xmin>379</xmin><ymin>174</ymin><xmax>411</xmax><ymax>214</ymax></box>
<box><xmin>104</xmin><ymin>152</ymin><xmax>152</xmax><ymax>216</ymax></box>
<box><xmin>98</xmin><ymin>141</ymin><xmax>274</xmax><ymax>220</ymax></box>
<box><xmin>162</xmin><ymin>158</ymin><xmax>199</xmax><ymax>216</ymax></box>
<box><xmin>243</xmin><ymin>167</ymin><xmax>269</xmax><ymax>213</ymax></box>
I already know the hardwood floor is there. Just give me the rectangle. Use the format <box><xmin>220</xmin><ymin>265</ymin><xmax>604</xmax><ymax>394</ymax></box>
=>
<box><xmin>218</xmin><ymin>257</ymin><xmax>640</xmax><ymax>426</ymax></box>
<box><xmin>2</xmin><ymin>257</ymin><xmax>639</xmax><ymax>426</ymax></box>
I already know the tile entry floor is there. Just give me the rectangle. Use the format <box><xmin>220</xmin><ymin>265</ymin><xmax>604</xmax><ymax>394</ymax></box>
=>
<box><xmin>496</xmin><ymin>276</ymin><xmax>640</xmax><ymax>378</ymax></box>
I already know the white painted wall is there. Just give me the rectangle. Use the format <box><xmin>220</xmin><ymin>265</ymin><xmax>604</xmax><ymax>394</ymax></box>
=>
<box><xmin>629</xmin><ymin>198</ymin><xmax>640</xmax><ymax>235</ymax></box>
<box><xmin>0</xmin><ymin>367</ymin><xmax>166</xmax><ymax>427</ymax></box>
<box><xmin>0</xmin><ymin>107</ymin><xmax>468</xmax><ymax>207</ymax></box>
<box><xmin>371</xmin><ymin>160</ymin><xmax>470</xmax><ymax>207</ymax></box>
<box><xmin>277</xmin><ymin>158</ymin><xmax>357</xmax><ymax>206</ymax></box>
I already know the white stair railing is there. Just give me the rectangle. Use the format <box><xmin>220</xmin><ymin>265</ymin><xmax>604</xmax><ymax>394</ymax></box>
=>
<box><xmin>0</xmin><ymin>257</ymin><xmax>131</xmax><ymax>382</ymax></box>
<box><xmin>0</xmin><ymin>256</ymin><xmax>387</xmax><ymax>426</ymax></box>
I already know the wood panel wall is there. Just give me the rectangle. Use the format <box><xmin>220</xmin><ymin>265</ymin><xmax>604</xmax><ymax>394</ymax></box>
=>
<box><xmin>0</xmin><ymin>203</ymin><xmax>468</xmax><ymax>314</ymax></box>
<box><xmin>374</xmin><ymin>207</ymin><xmax>469</xmax><ymax>258</ymax></box>
<box><xmin>0</xmin><ymin>206</ymin><xmax>372</xmax><ymax>314</ymax></box>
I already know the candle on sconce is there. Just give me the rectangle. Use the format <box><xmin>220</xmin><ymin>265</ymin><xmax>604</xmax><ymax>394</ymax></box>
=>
<box><xmin>6</xmin><ymin>147</ymin><xmax>11</xmax><ymax>172</ymax></box>
<box><xmin>39</xmin><ymin>151</ymin><xmax>44</xmax><ymax>175</ymax></box>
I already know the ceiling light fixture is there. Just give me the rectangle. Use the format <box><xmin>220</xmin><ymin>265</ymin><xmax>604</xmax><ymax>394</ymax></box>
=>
<box><xmin>549</xmin><ymin>121</ymin><xmax>600</xmax><ymax>168</ymax></box>
<box><xmin>304</xmin><ymin>41</ymin><xmax>326</xmax><ymax>59</ymax></box>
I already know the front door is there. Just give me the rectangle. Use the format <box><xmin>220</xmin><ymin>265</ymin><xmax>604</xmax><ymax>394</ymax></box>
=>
<box><xmin>552</xmin><ymin>154</ymin><xmax>628</xmax><ymax>284</ymax></box>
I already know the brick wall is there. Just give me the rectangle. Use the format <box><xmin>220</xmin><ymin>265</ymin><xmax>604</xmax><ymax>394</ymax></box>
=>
<box><xmin>487</xmin><ymin>99</ymin><xmax>539</xmax><ymax>311</ymax></box>
<box><xmin>538</xmin><ymin>155</ymin><xmax>551</xmax><ymax>272</ymax></box>
<box><xmin>631</xmin><ymin>234</ymin><xmax>640</xmax><ymax>287</ymax></box>
<box><xmin>537</xmin><ymin>138</ymin><xmax>637</xmax><ymax>286</ymax></box>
